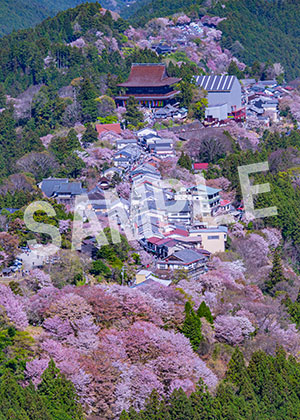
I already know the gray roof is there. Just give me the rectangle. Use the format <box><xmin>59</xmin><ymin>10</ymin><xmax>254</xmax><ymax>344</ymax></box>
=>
<box><xmin>172</xmin><ymin>249</ymin><xmax>206</xmax><ymax>263</ymax></box>
<box><xmin>40</xmin><ymin>178</ymin><xmax>85</xmax><ymax>197</ymax></box>
<box><xmin>165</xmin><ymin>200</ymin><xmax>190</xmax><ymax>213</ymax></box>
<box><xmin>195</xmin><ymin>75</ymin><xmax>236</xmax><ymax>92</ymax></box>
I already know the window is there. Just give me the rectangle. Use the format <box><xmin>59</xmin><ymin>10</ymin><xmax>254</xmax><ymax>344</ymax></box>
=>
<box><xmin>208</xmin><ymin>235</ymin><xmax>219</xmax><ymax>240</ymax></box>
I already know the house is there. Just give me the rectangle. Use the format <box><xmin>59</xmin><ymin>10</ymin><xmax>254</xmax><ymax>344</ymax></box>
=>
<box><xmin>147</xmin><ymin>139</ymin><xmax>174</xmax><ymax>157</ymax></box>
<box><xmin>155</xmin><ymin>43</ymin><xmax>172</xmax><ymax>55</ymax></box>
<box><xmin>130</xmin><ymin>162</ymin><xmax>161</xmax><ymax>179</ymax></box>
<box><xmin>115</xmin><ymin>63</ymin><xmax>181</xmax><ymax>108</ymax></box>
<box><xmin>175</xmin><ymin>184</ymin><xmax>221</xmax><ymax>217</ymax></box>
<box><xmin>103</xmin><ymin>167</ymin><xmax>123</xmax><ymax>179</ymax></box>
<box><xmin>189</xmin><ymin>226</ymin><xmax>228</xmax><ymax>253</ymax></box>
<box><xmin>219</xmin><ymin>199</ymin><xmax>231</xmax><ymax>212</ymax></box>
<box><xmin>95</xmin><ymin>123</ymin><xmax>122</xmax><ymax>138</ymax></box>
<box><xmin>195</xmin><ymin>75</ymin><xmax>244</xmax><ymax>120</ymax></box>
<box><xmin>113</xmin><ymin>145</ymin><xmax>141</xmax><ymax>168</ymax></box>
<box><xmin>134</xmin><ymin>269</ymin><xmax>172</xmax><ymax>287</ymax></box>
<box><xmin>156</xmin><ymin>249</ymin><xmax>208</xmax><ymax>279</ymax></box>
<box><xmin>165</xmin><ymin>200</ymin><xmax>192</xmax><ymax>224</ymax></box>
<box><xmin>193</xmin><ymin>163</ymin><xmax>209</xmax><ymax>172</ymax></box>
<box><xmin>205</xmin><ymin>103</ymin><xmax>228</xmax><ymax>121</ymax></box>
<box><xmin>116</xmin><ymin>138</ymin><xmax>137</xmax><ymax>150</ymax></box>
<box><xmin>39</xmin><ymin>178</ymin><xmax>86</xmax><ymax>207</ymax></box>
<box><xmin>137</xmin><ymin>127</ymin><xmax>157</xmax><ymax>138</ymax></box>
<box><xmin>87</xmin><ymin>185</ymin><xmax>107</xmax><ymax>215</ymax></box>
<box><xmin>141</xmin><ymin>236</ymin><xmax>178</xmax><ymax>258</ymax></box>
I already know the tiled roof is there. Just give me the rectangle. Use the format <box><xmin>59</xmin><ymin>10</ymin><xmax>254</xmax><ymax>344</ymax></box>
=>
<box><xmin>193</xmin><ymin>163</ymin><xmax>209</xmax><ymax>170</ymax></box>
<box><xmin>95</xmin><ymin>123</ymin><xmax>122</xmax><ymax>135</ymax></box>
<box><xmin>40</xmin><ymin>178</ymin><xmax>85</xmax><ymax>197</ymax></box>
<box><xmin>168</xmin><ymin>249</ymin><xmax>207</xmax><ymax>264</ymax></box>
<box><xmin>195</xmin><ymin>75</ymin><xmax>236</xmax><ymax>92</ymax></box>
<box><xmin>118</xmin><ymin>64</ymin><xmax>181</xmax><ymax>88</ymax></box>
<box><xmin>165</xmin><ymin>228</ymin><xmax>189</xmax><ymax>237</ymax></box>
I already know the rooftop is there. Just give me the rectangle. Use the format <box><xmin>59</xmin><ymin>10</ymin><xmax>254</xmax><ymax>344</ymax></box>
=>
<box><xmin>95</xmin><ymin>123</ymin><xmax>122</xmax><ymax>136</ymax></box>
<box><xmin>118</xmin><ymin>64</ymin><xmax>181</xmax><ymax>88</ymax></box>
<box><xmin>40</xmin><ymin>178</ymin><xmax>85</xmax><ymax>197</ymax></box>
<box><xmin>195</xmin><ymin>75</ymin><xmax>237</xmax><ymax>92</ymax></box>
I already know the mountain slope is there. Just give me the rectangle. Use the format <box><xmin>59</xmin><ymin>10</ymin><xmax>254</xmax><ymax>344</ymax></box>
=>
<box><xmin>0</xmin><ymin>0</ymin><xmax>98</xmax><ymax>36</ymax></box>
<box><xmin>211</xmin><ymin>0</ymin><xmax>300</xmax><ymax>81</ymax></box>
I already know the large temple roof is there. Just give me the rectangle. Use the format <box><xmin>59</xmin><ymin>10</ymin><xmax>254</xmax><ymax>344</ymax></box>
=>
<box><xmin>118</xmin><ymin>63</ymin><xmax>181</xmax><ymax>88</ymax></box>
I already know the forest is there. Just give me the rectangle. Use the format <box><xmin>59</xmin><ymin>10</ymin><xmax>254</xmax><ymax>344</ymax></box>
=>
<box><xmin>1</xmin><ymin>1</ymin><xmax>300</xmax><ymax>419</ymax></box>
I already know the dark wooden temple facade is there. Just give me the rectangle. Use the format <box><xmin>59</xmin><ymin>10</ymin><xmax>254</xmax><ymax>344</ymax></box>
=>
<box><xmin>115</xmin><ymin>63</ymin><xmax>181</xmax><ymax>108</ymax></box>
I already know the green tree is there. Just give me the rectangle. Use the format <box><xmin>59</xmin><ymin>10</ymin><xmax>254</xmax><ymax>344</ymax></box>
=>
<box><xmin>181</xmin><ymin>302</ymin><xmax>203</xmax><ymax>351</ymax></box>
<box><xmin>178</xmin><ymin>152</ymin><xmax>192</xmax><ymax>171</ymax></box>
<box><xmin>124</xmin><ymin>96</ymin><xmax>144</xmax><ymax>127</ymax></box>
<box><xmin>227</xmin><ymin>60</ymin><xmax>244</xmax><ymax>79</ymax></box>
<box><xmin>90</xmin><ymin>260</ymin><xmax>112</xmax><ymax>278</ymax></box>
<box><xmin>38</xmin><ymin>360</ymin><xmax>83</xmax><ymax>420</ymax></box>
<box><xmin>0</xmin><ymin>85</ymin><xmax>6</xmax><ymax>108</ymax></box>
<box><xmin>78</xmin><ymin>78</ymin><xmax>98</xmax><ymax>123</ymax></box>
<box><xmin>82</xmin><ymin>123</ymin><xmax>98</xmax><ymax>144</ymax></box>
<box><xmin>197</xmin><ymin>301</ymin><xmax>214</xmax><ymax>324</ymax></box>
<box><xmin>264</xmin><ymin>248</ymin><xmax>285</xmax><ymax>295</ymax></box>
<box><xmin>191</xmin><ymin>98</ymin><xmax>208</xmax><ymax>121</ymax></box>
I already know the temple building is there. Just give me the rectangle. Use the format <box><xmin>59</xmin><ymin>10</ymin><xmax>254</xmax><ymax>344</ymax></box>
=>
<box><xmin>115</xmin><ymin>63</ymin><xmax>181</xmax><ymax>108</ymax></box>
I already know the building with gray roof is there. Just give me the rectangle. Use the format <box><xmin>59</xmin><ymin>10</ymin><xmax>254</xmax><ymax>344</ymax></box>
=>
<box><xmin>195</xmin><ymin>75</ymin><xmax>242</xmax><ymax>116</ymax></box>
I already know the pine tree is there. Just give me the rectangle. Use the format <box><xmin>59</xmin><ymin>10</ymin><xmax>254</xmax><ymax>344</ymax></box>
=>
<box><xmin>197</xmin><ymin>301</ymin><xmax>214</xmax><ymax>324</ymax></box>
<box><xmin>66</xmin><ymin>129</ymin><xmax>80</xmax><ymax>152</ymax></box>
<box><xmin>82</xmin><ymin>123</ymin><xmax>98</xmax><ymax>144</ymax></box>
<box><xmin>178</xmin><ymin>152</ymin><xmax>192</xmax><ymax>171</ymax></box>
<box><xmin>124</xmin><ymin>96</ymin><xmax>144</xmax><ymax>127</ymax></box>
<box><xmin>38</xmin><ymin>360</ymin><xmax>84</xmax><ymax>420</ymax></box>
<box><xmin>264</xmin><ymin>248</ymin><xmax>285</xmax><ymax>295</ymax></box>
<box><xmin>0</xmin><ymin>84</ymin><xmax>6</xmax><ymax>109</ymax></box>
<box><xmin>78</xmin><ymin>78</ymin><xmax>98</xmax><ymax>123</ymax></box>
<box><xmin>181</xmin><ymin>302</ymin><xmax>203</xmax><ymax>351</ymax></box>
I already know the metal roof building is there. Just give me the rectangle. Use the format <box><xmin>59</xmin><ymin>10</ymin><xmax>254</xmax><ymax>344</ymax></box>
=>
<box><xmin>195</xmin><ymin>75</ymin><xmax>242</xmax><ymax>117</ymax></box>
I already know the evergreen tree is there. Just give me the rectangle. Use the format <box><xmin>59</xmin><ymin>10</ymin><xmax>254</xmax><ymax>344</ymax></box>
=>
<box><xmin>197</xmin><ymin>302</ymin><xmax>214</xmax><ymax>324</ymax></box>
<box><xmin>82</xmin><ymin>123</ymin><xmax>98</xmax><ymax>144</ymax></box>
<box><xmin>227</xmin><ymin>60</ymin><xmax>244</xmax><ymax>79</ymax></box>
<box><xmin>264</xmin><ymin>248</ymin><xmax>285</xmax><ymax>295</ymax></box>
<box><xmin>181</xmin><ymin>302</ymin><xmax>203</xmax><ymax>351</ymax></box>
<box><xmin>124</xmin><ymin>96</ymin><xmax>144</xmax><ymax>127</ymax></box>
<box><xmin>38</xmin><ymin>360</ymin><xmax>84</xmax><ymax>420</ymax></box>
<box><xmin>78</xmin><ymin>78</ymin><xmax>98</xmax><ymax>123</ymax></box>
<box><xmin>0</xmin><ymin>85</ymin><xmax>6</xmax><ymax>109</ymax></box>
<box><xmin>178</xmin><ymin>152</ymin><xmax>192</xmax><ymax>171</ymax></box>
<box><xmin>66</xmin><ymin>129</ymin><xmax>80</xmax><ymax>151</ymax></box>
<box><xmin>168</xmin><ymin>388</ymin><xmax>193</xmax><ymax>419</ymax></box>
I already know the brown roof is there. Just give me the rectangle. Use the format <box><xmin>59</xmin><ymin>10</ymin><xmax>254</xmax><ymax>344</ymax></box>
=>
<box><xmin>118</xmin><ymin>64</ymin><xmax>181</xmax><ymax>88</ymax></box>
<box><xmin>95</xmin><ymin>123</ymin><xmax>122</xmax><ymax>136</ymax></box>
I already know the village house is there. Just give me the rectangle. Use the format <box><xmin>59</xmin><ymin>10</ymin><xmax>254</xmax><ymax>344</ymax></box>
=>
<box><xmin>174</xmin><ymin>184</ymin><xmax>221</xmax><ymax>217</ymax></box>
<box><xmin>39</xmin><ymin>178</ymin><xmax>86</xmax><ymax>208</ymax></box>
<box><xmin>95</xmin><ymin>123</ymin><xmax>122</xmax><ymax>138</ymax></box>
<box><xmin>156</xmin><ymin>249</ymin><xmax>208</xmax><ymax>279</ymax></box>
<box><xmin>116</xmin><ymin>138</ymin><xmax>137</xmax><ymax>150</ymax></box>
<box><xmin>141</xmin><ymin>236</ymin><xmax>178</xmax><ymax>259</ymax></box>
<box><xmin>189</xmin><ymin>226</ymin><xmax>228</xmax><ymax>253</ymax></box>
<box><xmin>113</xmin><ymin>145</ymin><xmax>142</xmax><ymax>168</ymax></box>
<box><xmin>115</xmin><ymin>63</ymin><xmax>181</xmax><ymax>108</ymax></box>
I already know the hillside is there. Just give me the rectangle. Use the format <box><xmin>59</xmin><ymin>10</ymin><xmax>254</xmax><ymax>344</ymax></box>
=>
<box><xmin>211</xmin><ymin>0</ymin><xmax>300</xmax><ymax>81</ymax></box>
<box><xmin>124</xmin><ymin>0</ymin><xmax>204</xmax><ymax>24</ymax></box>
<box><xmin>126</xmin><ymin>0</ymin><xmax>300</xmax><ymax>80</ymax></box>
<box><xmin>0</xmin><ymin>0</ymin><xmax>136</xmax><ymax>36</ymax></box>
